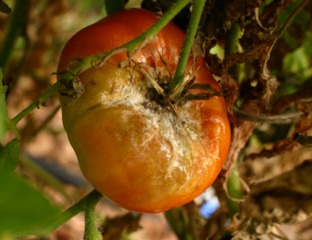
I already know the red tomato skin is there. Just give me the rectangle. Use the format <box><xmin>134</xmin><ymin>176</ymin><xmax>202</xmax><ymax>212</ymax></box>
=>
<box><xmin>58</xmin><ymin>9</ymin><xmax>185</xmax><ymax>75</ymax></box>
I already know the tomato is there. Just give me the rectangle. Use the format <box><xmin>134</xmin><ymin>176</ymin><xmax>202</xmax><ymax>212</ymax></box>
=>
<box><xmin>58</xmin><ymin>9</ymin><xmax>231</xmax><ymax>213</ymax></box>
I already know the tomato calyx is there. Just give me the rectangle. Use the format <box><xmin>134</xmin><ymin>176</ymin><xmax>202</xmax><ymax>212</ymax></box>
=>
<box><xmin>130</xmin><ymin>59</ymin><xmax>226</xmax><ymax>117</ymax></box>
<box><xmin>142</xmin><ymin>75</ymin><xmax>227</xmax><ymax>116</ymax></box>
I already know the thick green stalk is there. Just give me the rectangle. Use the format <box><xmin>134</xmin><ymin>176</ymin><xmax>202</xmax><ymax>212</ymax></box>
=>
<box><xmin>39</xmin><ymin>190</ymin><xmax>102</xmax><ymax>235</ymax></box>
<box><xmin>226</xmin><ymin>167</ymin><xmax>243</xmax><ymax>216</ymax></box>
<box><xmin>169</xmin><ymin>0</ymin><xmax>207</xmax><ymax>100</ymax></box>
<box><xmin>83</xmin><ymin>193</ymin><xmax>102</xmax><ymax>240</ymax></box>
<box><xmin>224</xmin><ymin>22</ymin><xmax>241</xmax><ymax>56</ymax></box>
<box><xmin>10</xmin><ymin>0</ymin><xmax>192</xmax><ymax>126</ymax></box>
<box><xmin>224</xmin><ymin>21</ymin><xmax>242</xmax><ymax>81</ymax></box>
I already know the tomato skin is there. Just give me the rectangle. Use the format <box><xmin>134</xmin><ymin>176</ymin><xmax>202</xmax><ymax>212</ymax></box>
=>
<box><xmin>58</xmin><ymin>9</ymin><xmax>231</xmax><ymax>213</ymax></box>
<box><xmin>58</xmin><ymin>9</ymin><xmax>184</xmax><ymax>76</ymax></box>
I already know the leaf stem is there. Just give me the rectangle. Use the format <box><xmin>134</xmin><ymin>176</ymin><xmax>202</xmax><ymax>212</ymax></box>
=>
<box><xmin>11</xmin><ymin>81</ymin><xmax>62</xmax><ymax>125</ymax></box>
<box><xmin>169</xmin><ymin>0</ymin><xmax>207</xmax><ymax>100</ymax></box>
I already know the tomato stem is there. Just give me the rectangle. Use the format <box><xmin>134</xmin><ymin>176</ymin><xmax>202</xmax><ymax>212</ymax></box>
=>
<box><xmin>117</xmin><ymin>0</ymin><xmax>193</xmax><ymax>52</ymax></box>
<box><xmin>226</xmin><ymin>166</ymin><xmax>244</xmax><ymax>216</ymax></box>
<box><xmin>83</xmin><ymin>192</ymin><xmax>103</xmax><ymax>240</ymax></box>
<box><xmin>37</xmin><ymin>190</ymin><xmax>102</xmax><ymax>235</ymax></box>
<box><xmin>224</xmin><ymin>22</ymin><xmax>241</xmax><ymax>57</ymax></box>
<box><xmin>168</xmin><ymin>0</ymin><xmax>207</xmax><ymax>100</ymax></box>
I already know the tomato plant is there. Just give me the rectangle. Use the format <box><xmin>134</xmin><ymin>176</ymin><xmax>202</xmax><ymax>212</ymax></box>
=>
<box><xmin>1</xmin><ymin>0</ymin><xmax>312</xmax><ymax>239</ymax></box>
<box><xmin>58</xmin><ymin>9</ymin><xmax>231</xmax><ymax>213</ymax></box>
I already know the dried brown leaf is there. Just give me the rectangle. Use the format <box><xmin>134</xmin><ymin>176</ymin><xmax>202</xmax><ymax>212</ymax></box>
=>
<box><xmin>245</xmin><ymin>160</ymin><xmax>312</xmax><ymax>224</ymax></box>
<box><xmin>101</xmin><ymin>213</ymin><xmax>142</xmax><ymax>239</ymax></box>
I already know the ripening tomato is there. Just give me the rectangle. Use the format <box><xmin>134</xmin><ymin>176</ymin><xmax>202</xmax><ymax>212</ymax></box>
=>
<box><xmin>58</xmin><ymin>9</ymin><xmax>231</xmax><ymax>213</ymax></box>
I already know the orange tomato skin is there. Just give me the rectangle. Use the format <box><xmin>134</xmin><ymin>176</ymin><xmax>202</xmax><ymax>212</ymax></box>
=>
<box><xmin>58</xmin><ymin>9</ymin><xmax>231</xmax><ymax>213</ymax></box>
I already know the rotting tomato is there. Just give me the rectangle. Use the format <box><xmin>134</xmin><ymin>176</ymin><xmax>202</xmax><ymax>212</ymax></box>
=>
<box><xmin>58</xmin><ymin>9</ymin><xmax>231</xmax><ymax>213</ymax></box>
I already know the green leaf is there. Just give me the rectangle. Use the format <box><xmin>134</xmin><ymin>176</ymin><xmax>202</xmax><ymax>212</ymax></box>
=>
<box><xmin>282</xmin><ymin>47</ymin><xmax>310</xmax><ymax>79</ymax></box>
<box><xmin>0</xmin><ymin>169</ymin><xmax>61</xmax><ymax>236</ymax></box>
<box><xmin>0</xmin><ymin>139</ymin><xmax>19</xmax><ymax>171</ymax></box>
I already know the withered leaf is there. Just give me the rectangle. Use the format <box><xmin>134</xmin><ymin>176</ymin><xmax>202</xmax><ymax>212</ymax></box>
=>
<box><xmin>101</xmin><ymin>213</ymin><xmax>141</xmax><ymax>239</ymax></box>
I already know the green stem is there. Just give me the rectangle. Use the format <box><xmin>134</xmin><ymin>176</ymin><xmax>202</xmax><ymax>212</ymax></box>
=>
<box><xmin>0</xmin><ymin>68</ymin><xmax>19</xmax><ymax>139</ymax></box>
<box><xmin>40</xmin><ymin>190</ymin><xmax>102</xmax><ymax>235</ymax></box>
<box><xmin>224</xmin><ymin>21</ymin><xmax>241</xmax><ymax>80</ymax></box>
<box><xmin>10</xmin><ymin>0</ymin><xmax>192</xmax><ymax>125</ymax></box>
<box><xmin>11</xmin><ymin>81</ymin><xmax>62</xmax><ymax>125</ymax></box>
<box><xmin>0</xmin><ymin>0</ymin><xmax>30</xmax><ymax>71</ymax></box>
<box><xmin>83</xmin><ymin>193</ymin><xmax>102</xmax><ymax>240</ymax></box>
<box><xmin>165</xmin><ymin>207</ymin><xmax>193</xmax><ymax>240</ymax></box>
<box><xmin>226</xmin><ymin>166</ymin><xmax>243</xmax><ymax>216</ymax></box>
<box><xmin>224</xmin><ymin>21</ymin><xmax>241</xmax><ymax>56</ymax></box>
<box><xmin>169</xmin><ymin>0</ymin><xmax>207</xmax><ymax>100</ymax></box>
<box><xmin>224</xmin><ymin>23</ymin><xmax>243</xmax><ymax>216</ymax></box>
<box><xmin>32</xmin><ymin>105</ymin><xmax>61</xmax><ymax>136</ymax></box>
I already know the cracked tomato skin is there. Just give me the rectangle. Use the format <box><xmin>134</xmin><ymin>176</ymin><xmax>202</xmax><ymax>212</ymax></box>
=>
<box><xmin>58</xmin><ymin>9</ymin><xmax>231</xmax><ymax>213</ymax></box>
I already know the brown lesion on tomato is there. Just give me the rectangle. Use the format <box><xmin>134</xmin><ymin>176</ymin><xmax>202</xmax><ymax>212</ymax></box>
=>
<box><xmin>58</xmin><ymin>74</ymin><xmax>85</xmax><ymax>104</ymax></box>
